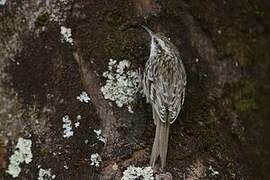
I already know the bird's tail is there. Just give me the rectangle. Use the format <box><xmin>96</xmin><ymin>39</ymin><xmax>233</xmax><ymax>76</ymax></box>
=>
<box><xmin>150</xmin><ymin>110</ymin><xmax>170</xmax><ymax>170</ymax></box>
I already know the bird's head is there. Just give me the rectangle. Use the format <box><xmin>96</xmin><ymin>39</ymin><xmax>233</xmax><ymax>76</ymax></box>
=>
<box><xmin>142</xmin><ymin>26</ymin><xmax>171</xmax><ymax>55</ymax></box>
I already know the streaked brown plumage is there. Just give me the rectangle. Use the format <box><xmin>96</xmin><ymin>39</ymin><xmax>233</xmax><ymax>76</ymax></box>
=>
<box><xmin>142</xmin><ymin>26</ymin><xmax>187</xmax><ymax>169</ymax></box>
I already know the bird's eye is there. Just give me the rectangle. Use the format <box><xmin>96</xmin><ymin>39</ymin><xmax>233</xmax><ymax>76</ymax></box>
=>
<box><xmin>154</xmin><ymin>38</ymin><xmax>158</xmax><ymax>45</ymax></box>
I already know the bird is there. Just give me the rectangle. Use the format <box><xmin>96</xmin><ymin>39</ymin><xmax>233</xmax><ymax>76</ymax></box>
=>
<box><xmin>142</xmin><ymin>26</ymin><xmax>187</xmax><ymax>170</ymax></box>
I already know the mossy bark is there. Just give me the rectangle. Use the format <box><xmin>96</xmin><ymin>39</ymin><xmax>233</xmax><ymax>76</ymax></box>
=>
<box><xmin>0</xmin><ymin>0</ymin><xmax>270</xmax><ymax>179</ymax></box>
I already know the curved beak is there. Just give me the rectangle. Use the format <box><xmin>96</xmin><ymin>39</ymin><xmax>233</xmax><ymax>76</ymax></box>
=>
<box><xmin>142</xmin><ymin>25</ymin><xmax>154</xmax><ymax>37</ymax></box>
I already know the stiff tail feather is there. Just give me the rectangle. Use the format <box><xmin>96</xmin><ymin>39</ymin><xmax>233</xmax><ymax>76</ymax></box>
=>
<box><xmin>150</xmin><ymin>110</ymin><xmax>170</xmax><ymax>169</ymax></box>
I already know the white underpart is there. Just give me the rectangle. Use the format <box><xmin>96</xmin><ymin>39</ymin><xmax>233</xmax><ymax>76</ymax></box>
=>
<box><xmin>6</xmin><ymin>138</ymin><xmax>33</xmax><ymax>178</ymax></box>
<box><xmin>150</xmin><ymin>38</ymin><xmax>157</xmax><ymax>56</ymax></box>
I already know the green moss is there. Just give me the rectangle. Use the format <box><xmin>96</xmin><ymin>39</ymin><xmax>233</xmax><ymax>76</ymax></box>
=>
<box><xmin>34</xmin><ymin>12</ymin><xmax>50</xmax><ymax>28</ymax></box>
<box><xmin>40</xmin><ymin>147</ymin><xmax>50</xmax><ymax>156</ymax></box>
<box><xmin>234</xmin><ymin>80</ymin><xmax>257</xmax><ymax>113</ymax></box>
<box><xmin>235</xmin><ymin>99</ymin><xmax>257</xmax><ymax>112</ymax></box>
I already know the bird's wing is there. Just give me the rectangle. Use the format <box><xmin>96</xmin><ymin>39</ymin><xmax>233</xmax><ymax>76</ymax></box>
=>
<box><xmin>154</xmin><ymin>55</ymin><xmax>186</xmax><ymax>124</ymax></box>
<box><xmin>165</xmin><ymin>55</ymin><xmax>186</xmax><ymax>124</ymax></box>
<box><xmin>143</xmin><ymin>53</ymin><xmax>186</xmax><ymax>124</ymax></box>
<box><xmin>168</xmin><ymin>74</ymin><xmax>186</xmax><ymax>123</ymax></box>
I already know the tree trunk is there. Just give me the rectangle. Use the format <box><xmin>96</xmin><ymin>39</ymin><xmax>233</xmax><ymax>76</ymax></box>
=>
<box><xmin>0</xmin><ymin>0</ymin><xmax>270</xmax><ymax>179</ymax></box>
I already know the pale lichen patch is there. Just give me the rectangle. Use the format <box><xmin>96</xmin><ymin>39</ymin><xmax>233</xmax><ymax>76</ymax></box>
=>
<box><xmin>76</xmin><ymin>91</ymin><xmax>91</xmax><ymax>103</ymax></box>
<box><xmin>93</xmin><ymin>129</ymin><xmax>106</xmax><ymax>143</ymax></box>
<box><xmin>6</xmin><ymin>138</ymin><xmax>33</xmax><ymax>178</ymax></box>
<box><xmin>62</xmin><ymin>115</ymin><xmax>73</xmax><ymax>138</ymax></box>
<box><xmin>0</xmin><ymin>0</ymin><xmax>6</xmax><ymax>5</ymax></box>
<box><xmin>38</xmin><ymin>168</ymin><xmax>56</xmax><ymax>180</ymax></box>
<box><xmin>60</xmin><ymin>26</ymin><xmax>73</xmax><ymax>45</ymax></box>
<box><xmin>121</xmin><ymin>166</ymin><xmax>154</xmax><ymax>180</ymax></box>
<box><xmin>90</xmin><ymin>153</ymin><xmax>102</xmax><ymax>167</ymax></box>
<box><xmin>101</xmin><ymin>59</ymin><xmax>139</xmax><ymax>109</ymax></box>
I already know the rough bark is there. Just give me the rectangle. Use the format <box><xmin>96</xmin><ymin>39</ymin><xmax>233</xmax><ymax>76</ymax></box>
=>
<box><xmin>0</xmin><ymin>0</ymin><xmax>270</xmax><ymax>180</ymax></box>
